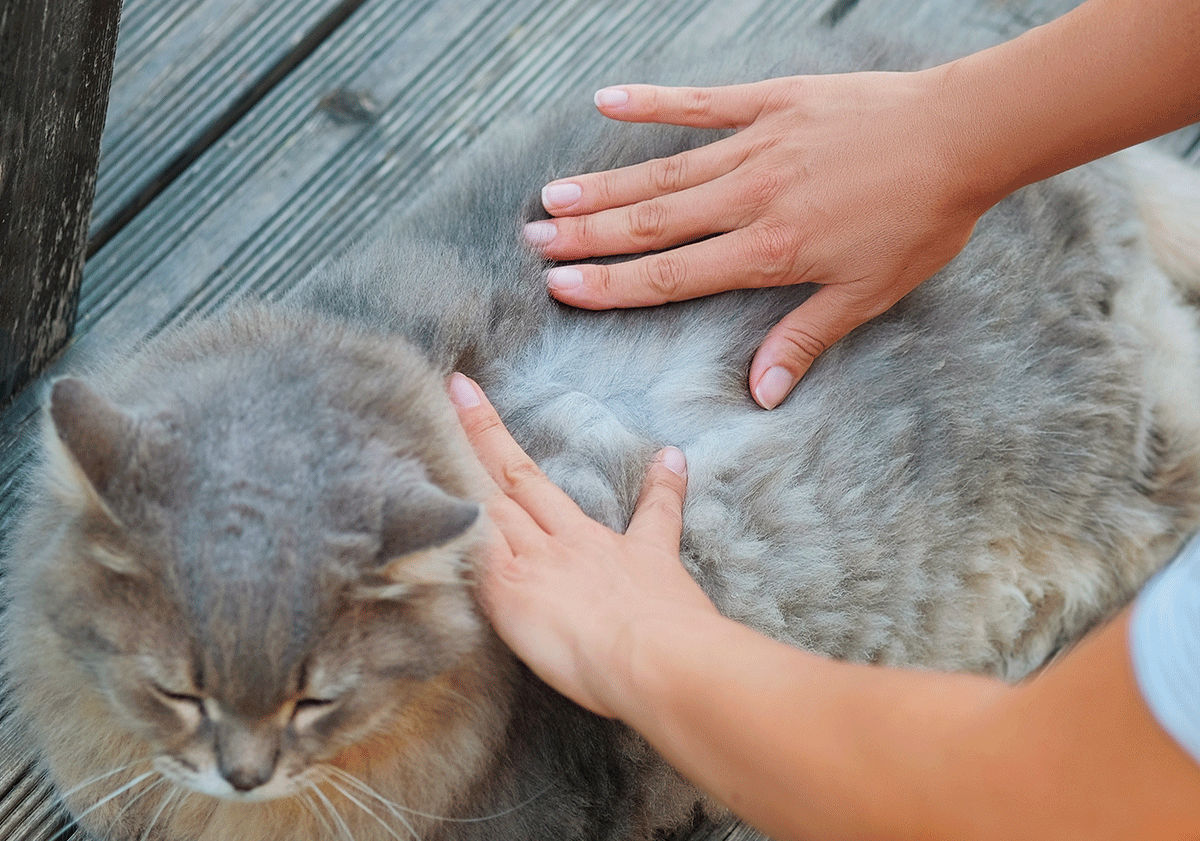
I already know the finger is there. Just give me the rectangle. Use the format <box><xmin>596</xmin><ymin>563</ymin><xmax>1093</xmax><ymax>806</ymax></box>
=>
<box><xmin>625</xmin><ymin>447</ymin><xmax>688</xmax><ymax>555</ymax></box>
<box><xmin>448</xmin><ymin>373</ymin><xmax>581</xmax><ymax>533</ymax></box>
<box><xmin>479</xmin><ymin>498</ymin><xmax>549</xmax><ymax>561</ymax></box>
<box><xmin>748</xmin><ymin>285</ymin><xmax>891</xmax><ymax>409</ymax></box>
<box><xmin>530</xmin><ymin>180</ymin><xmax>743</xmax><ymax>261</ymax></box>
<box><xmin>592</xmin><ymin>82</ymin><xmax>769</xmax><ymax>128</ymax></box>
<box><xmin>546</xmin><ymin>220</ymin><xmax>801</xmax><ymax>308</ymax></box>
<box><xmin>538</xmin><ymin>135</ymin><xmax>744</xmax><ymax>217</ymax></box>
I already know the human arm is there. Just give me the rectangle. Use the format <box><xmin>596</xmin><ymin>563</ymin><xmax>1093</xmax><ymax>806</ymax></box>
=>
<box><xmin>620</xmin><ymin>596</ymin><xmax>1200</xmax><ymax>841</ymax></box>
<box><xmin>523</xmin><ymin>0</ymin><xmax>1200</xmax><ymax>408</ymax></box>
<box><xmin>448</xmin><ymin>372</ymin><xmax>1200</xmax><ymax>841</ymax></box>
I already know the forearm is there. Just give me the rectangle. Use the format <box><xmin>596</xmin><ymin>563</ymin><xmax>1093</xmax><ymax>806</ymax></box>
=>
<box><xmin>936</xmin><ymin>0</ymin><xmax>1200</xmax><ymax>209</ymax></box>
<box><xmin>612</xmin><ymin>608</ymin><xmax>1200</xmax><ymax>841</ymax></box>
<box><xmin>614</xmin><ymin>611</ymin><xmax>1003</xmax><ymax>841</ymax></box>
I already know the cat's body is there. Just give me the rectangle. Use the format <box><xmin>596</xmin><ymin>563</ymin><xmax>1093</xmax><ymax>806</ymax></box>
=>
<box><xmin>4</xmin><ymin>23</ymin><xmax>1200</xmax><ymax>841</ymax></box>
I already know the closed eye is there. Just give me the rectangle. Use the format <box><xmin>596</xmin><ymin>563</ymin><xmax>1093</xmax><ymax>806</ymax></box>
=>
<box><xmin>291</xmin><ymin>696</ymin><xmax>338</xmax><ymax>729</ymax></box>
<box><xmin>153</xmin><ymin>685</ymin><xmax>203</xmax><ymax>705</ymax></box>
<box><xmin>295</xmin><ymin>698</ymin><xmax>336</xmax><ymax>710</ymax></box>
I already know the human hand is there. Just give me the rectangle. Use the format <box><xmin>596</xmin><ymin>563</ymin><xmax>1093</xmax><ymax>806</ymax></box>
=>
<box><xmin>522</xmin><ymin>69</ymin><xmax>987</xmax><ymax>408</ymax></box>
<box><xmin>447</xmin><ymin>373</ymin><xmax>720</xmax><ymax>719</ymax></box>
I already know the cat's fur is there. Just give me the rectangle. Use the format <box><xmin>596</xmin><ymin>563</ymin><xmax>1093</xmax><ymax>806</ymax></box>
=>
<box><xmin>4</xmin><ymin>21</ymin><xmax>1200</xmax><ymax>841</ymax></box>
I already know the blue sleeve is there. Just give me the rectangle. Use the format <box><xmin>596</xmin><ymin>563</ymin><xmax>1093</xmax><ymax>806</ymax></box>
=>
<box><xmin>1129</xmin><ymin>532</ymin><xmax>1200</xmax><ymax>767</ymax></box>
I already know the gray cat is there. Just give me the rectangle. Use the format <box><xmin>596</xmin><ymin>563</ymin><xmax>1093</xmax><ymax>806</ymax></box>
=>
<box><xmin>4</xmin><ymin>23</ymin><xmax>1200</xmax><ymax>841</ymax></box>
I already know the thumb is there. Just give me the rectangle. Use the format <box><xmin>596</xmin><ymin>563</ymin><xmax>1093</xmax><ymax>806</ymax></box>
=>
<box><xmin>625</xmin><ymin>447</ymin><xmax>688</xmax><ymax>553</ymax></box>
<box><xmin>750</xmin><ymin>284</ymin><xmax>886</xmax><ymax>409</ymax></box>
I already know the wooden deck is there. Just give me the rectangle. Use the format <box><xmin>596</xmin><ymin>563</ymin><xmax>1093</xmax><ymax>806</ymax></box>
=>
<box><xmin>1</xmin><ymin>0</ymin><xmax>1197</xmax><ymax>838</ymax></box>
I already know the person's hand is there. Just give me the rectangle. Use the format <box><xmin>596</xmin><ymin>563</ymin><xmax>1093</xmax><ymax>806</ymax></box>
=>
<box><xmin>447</xmin><ymin>373</ymin><xmax>720</xmax><ymax>719</ymax></box>
<box><xmin>522</xmin><ymin>69</ymin><xmax>988</xmax><ymax>408</ymax></box>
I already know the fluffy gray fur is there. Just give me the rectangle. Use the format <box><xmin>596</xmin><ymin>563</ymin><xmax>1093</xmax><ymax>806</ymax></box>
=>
<box><xmin>4</xmin><ymin>20</ymin><xmax>1200</xmax><ymax>841</ymax></box>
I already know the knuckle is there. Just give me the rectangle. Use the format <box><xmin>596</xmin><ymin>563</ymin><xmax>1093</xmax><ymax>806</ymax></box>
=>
<box><xmin>644</xmin><ymin>497</ymin><xmax>684</xmax><ymax>527</ymax></box>
<box><xmin>487</xmin><ymin>552</ymin><xmax>528</xmax><ymax>587</ymax></box>
<box><xmin>648</xmin><ymin>154</ymin><xmax>689</xmax><ymax>194</ymax></box>
<box><xmin>571</xmin><ymin>212</ymin><xmax>595</xmax><ymax>249</ymax></box>
<box><xmin>641</xmin><ymin>85</ymin><xmax>661</xmax><ymax>114</ymax></box>
<box><xmin>748</xmin><ymin>220</ymin><xmax>798</xmax><ymax>278</ymax></box>
<box><xmin>762</xmin><ymin>76</ymin><xmax>804</xmax><ymax>113</ymax></box>
<box><xmin>466</xmin><ymin>412</ymin><xmax>506</xmax><ymax>440</ymax></box>
<box><xmin>774</xmin><ymin>321</ymin><xmax>829</xmax><ymax>364</ymax></box>
<box><xmin>640</xmin><ymin>253</ymin><xmax>688</xmax><ymax>300</ymax></box>
<box><xmin>590</xmin><ymin>171</ymin><xmax>618</xmax><ymax>207</ymax></box>
<box><xmin>744</xmin><ymin>168</ymin><xmax>786</xmax><ymax>209</ymax></box>
<box><xmin>628</xmin><ymin>200</ymin><xmax>668</xmax><ymax>244</ymax></box>
<box><xmin>498</xmin><ymin>458</ymin><xmax>544</xmax><ymax>491</ymax></box>
<box><xmin>681</xmin><ymin>86</ymin><xmax>713</xmax><ymax>119</ymax></box>
<box><xmin>590</xmin><ymin>263</ymin><xmax>616</xmax><ymax>299</ymax></box>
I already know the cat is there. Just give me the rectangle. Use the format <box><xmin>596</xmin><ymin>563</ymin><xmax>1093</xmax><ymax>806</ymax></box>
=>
<box><xmin>4</xmin><ymin>20</ymin><xmax>1200</xmax><ymax>841</ymax></box>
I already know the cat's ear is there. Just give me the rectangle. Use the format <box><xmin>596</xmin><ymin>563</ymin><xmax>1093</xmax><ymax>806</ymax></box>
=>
<box><xmin>47</xmin><ymin>378</ymin><xmax>138</xmax><ymax>508</ymax></box>
<box><xmin>358</xmin><ymin>480</ymin><xmax>480</xmax><ymax>599</ymax></box>
<box><xmin>379</xmin><ymin>481</ymin><xmax>480</xmax><ymax>562</ymax></box>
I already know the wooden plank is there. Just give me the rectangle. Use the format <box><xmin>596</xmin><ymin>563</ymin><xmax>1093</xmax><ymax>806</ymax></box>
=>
<box><xmin>88</xmin><ymin>0</ymin><xmax>365</xmax><ymax>249</ymax></box>
<box><xmin>0</xmin><ymin>2</ymin><xmax>841</xmax><ymax>837</ymax></box>
<box><xmin>0</xmin><ymin>0</ymin><xmax>835</xmax><ymax>520</ymax></box>
<box><xmin>686</xmin><ymin>816</ymin><xmax>765</xmax><ymax>841</ymax></box>
<box><xmin>0</xmin><ymin>0</ymin><xmax>121</xmax><ymax>405</ymax></box>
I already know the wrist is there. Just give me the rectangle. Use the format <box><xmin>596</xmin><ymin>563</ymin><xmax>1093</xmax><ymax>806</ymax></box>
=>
<box><xmin>600</xmin><ymin>604</ymin><xmax>731</xmax><ymax>726</ymax></box>
<box><xmin>917</xmin><ymin>58</ymin><xmax>1021</xmax><ymax>219</ymax></box>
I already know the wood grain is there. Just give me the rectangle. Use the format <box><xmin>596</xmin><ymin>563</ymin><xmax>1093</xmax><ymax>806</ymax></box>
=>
<box><xmin>0</xmin><ymin>0</ymin><xmax>121</xmax><ymax>406</ymax></box>
<box><xmin>1</xmin><ymin>0</ymin><xmax>1196</xmax><ymax>838</ymax></box>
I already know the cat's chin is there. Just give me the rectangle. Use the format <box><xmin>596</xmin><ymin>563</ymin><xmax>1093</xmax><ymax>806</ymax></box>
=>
<box><xmin>153</xmin><ymin>756</ymin><xmax>306</xmax><ymax>803</ymax></box>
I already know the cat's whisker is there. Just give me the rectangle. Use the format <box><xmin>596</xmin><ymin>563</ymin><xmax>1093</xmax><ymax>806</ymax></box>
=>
<box><xmin>138</xmin><ymin>786</ymin><xmax>180</xmax><ymax>841</ymax></box>
<box><xmin>316</xmin><ymin>766</ymin><xmax>421</xmax><ymax>837</ymax></box>
<box><xmin>165</xmin><ymin>789</ymin><xmax>193</xmax><ymax>835</ymax></box>
<box><xmin>49</xmin><ymin>771</ymin><xmax>157</xmax><ymax>841</ymax></box>
<box><xmin>299</xmin><ymin>786</ymin><xmax>337</xmax><ymax>839</ymax></box>
<box><xmin>56</xmin><ymin>759</ymin><xmax>153</xmax><ymax>801</ymax></box>
<box><xmin>320</xmin><ymin>775</ymin><xmax>412</xmax><ymax>841</ymax></box>
<box><xmin>109</xmin><ymin>776</ymin><xmax>166</xmax><ymax>830</ymax></box>
<box><xmin>307</xmin><ymin>777</ymin><xmax>357</xmax><ymax>841</ymax></box>
<box><xmin>321</xmin><ymin>764</ymin><xmax>553</xmax><ymax>824</ymax></box>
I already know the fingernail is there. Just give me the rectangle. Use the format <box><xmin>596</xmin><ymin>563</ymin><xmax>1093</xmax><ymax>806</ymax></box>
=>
<box><xmin>542</xmin><ymin>182</ymin><xmax>582</xmax><ymax>209</ymax></box>
<box><xmin>594</xmin><ymin>87</ymin><xmax>629</xmax><ymax>108</ymax></box>
<box><xmin>546</xmin><ymin>267</ymin><xmax>584</xmax><ymax>291</ymax></box>
<box><xmin>660</xmin><ymin>446</ymin><xmax>687</xmax><ymax>476</ymax></box>
<box><xmin>522</xmin><ymin>220</ymin><xmax>557</xmax><ymax>246</ymax></box>
<box><xmin>753</xmin><ymin>366</ymin><xmax>794</xmax><ymax>410</ymax></box>
<box><xmin>448</xmin><ymin>373</ymin><xmax>480</xmax><ymax>408</ymax></box>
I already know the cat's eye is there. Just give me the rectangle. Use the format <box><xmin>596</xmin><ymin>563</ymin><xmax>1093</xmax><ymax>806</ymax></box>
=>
<box><xmin>152</xmin><ymin>685</ymin><xmax>206</xmax><ymax>716</ymax></box>
<box><xmin>291</xmin><ymin>696</ymin><xmax>338</xmax><ymax>729</ymax></box>
<box><xmin>294</xmin><ymin>697</ymin><xmax>336</xmax><ymax>712</ymax></box>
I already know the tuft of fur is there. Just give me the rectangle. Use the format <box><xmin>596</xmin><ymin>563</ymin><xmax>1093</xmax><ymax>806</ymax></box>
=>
<box><xmin>4</xmin><ymin>20</ymin><xmax>1200</xmax><ymax>841</ymax></box>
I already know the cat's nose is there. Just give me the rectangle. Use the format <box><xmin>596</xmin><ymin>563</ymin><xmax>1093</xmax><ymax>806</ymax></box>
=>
<box><xmin>214</xmin><ymin>719</ymin><xmax>280</xmax><ymax>793</ymax></box>
<box><xmin>222</xmin><ymin>764</ymin><xmax>273</xmax><ymax>792</ymax></box>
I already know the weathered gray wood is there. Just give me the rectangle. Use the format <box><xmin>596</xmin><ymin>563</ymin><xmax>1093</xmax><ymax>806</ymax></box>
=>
<box><xmin>686</xmin><ymin>815</ymin><xmax>767</xmax><ymax>841</ymax></box>
<box><xmin>0</xmin><ymin>1</ymin><xmax>837</xmax><ymax>836</ymax></box>
<box><xmin>0</xmin><ymin>0</ymin><xmax>1196</xmax><ymax>838</ymax></box>
<box><xmin>88</xmin><ymin>0</ymin><xmax>365</xmax><ymax>249</ymax></box>
<box><xmin>0</xmin><ymin>0</ymin><xmax>122</xmax><ymax>406</ymax></box>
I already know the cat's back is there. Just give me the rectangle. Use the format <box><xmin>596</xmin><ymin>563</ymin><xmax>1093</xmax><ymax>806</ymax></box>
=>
<box><xmin>491</xmin><ymin>154</ymin><xmax>1196</xmax><ymax>672</ymax></box>
<box><xmin>301</xmin><ymin>21</ymin><xmax>1200</xmax><ymax>680</ymax></box>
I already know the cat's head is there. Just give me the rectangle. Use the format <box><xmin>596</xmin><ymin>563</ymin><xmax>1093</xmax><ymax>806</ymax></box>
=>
<box><xmin>18</xmin><ymin>325</ymin><xmax>494</xmax><ymax>810</ymax></box>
